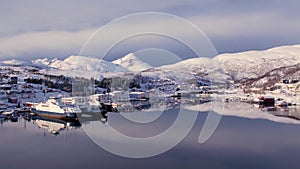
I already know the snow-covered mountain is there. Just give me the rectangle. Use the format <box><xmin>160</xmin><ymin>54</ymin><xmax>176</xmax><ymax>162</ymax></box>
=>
<box><xmin>31</xmin><ymin>58</ymin><xmax>53</xmax><ymax>68</ymax></box>
<box><xmin>112</xmin><ymin>53</ymin><xmax>152</xmax><ymax>72</ymax></box>
<box><xmin>214</xmin><ymin>44</ymin><xmax>300</xmax><ymax>81</ymax></box>
<box><xmin>32</xmin><ymin>55</ymin><xmax>128</xmax><ymax>72</ymax></box>
<box><xmin>1</xmin><ymin>59</ymin><xmax>26</xmax><ymax>66</ymax></box>
<box><xmin>155</xmin><ymin>44</ymin><xmax>300</xmax><ymax>84</ymax></box>
<box><xmin>159</xmin><ymin>57</ymin><xmax>228</xmax><ymax>82</ymax></box>
<box><xmin>1</xmin><ymin>44</ymin><xmax>299</xmax><ymax>86</ymax></box>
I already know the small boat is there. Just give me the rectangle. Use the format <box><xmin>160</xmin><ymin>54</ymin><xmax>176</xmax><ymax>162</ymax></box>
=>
<box><xmin>199</xmin><ymin>99</ymin><xmax>211</xmax><ymax>104</ymax></box>
<box><xmin>276</xmin><ymin>101</ymin><xmax>288</xmax><ymax>107</ymax></box>
<box><xmin>2</xmin><ymin>109</ymin><xmax>14</xmax><ymax>116</ymax></box>
<box><xmin>10</xmin><ymin>113</ymin><xmax>18</xmax><ymax>122</ymax></box>
<box><xmin>31</xmin><ymin>98</ymin><xmax>80</xmax><ymax>119</ymax></box>
<box><xmin>15</xmin><ymin>107</ymin><xmax>31</xmax><ymax>114</ymax></box>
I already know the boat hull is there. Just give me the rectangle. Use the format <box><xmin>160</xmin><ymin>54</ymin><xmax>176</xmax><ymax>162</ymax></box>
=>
<box><xmin>31</xmin><ymin>108</ymin><xmax>77</xmax><ymax>119</ymax></box>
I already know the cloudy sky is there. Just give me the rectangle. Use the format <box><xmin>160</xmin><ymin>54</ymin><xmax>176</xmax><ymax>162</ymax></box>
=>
<box><xmin>0</xmin><ymin>0</ymin><xmax>300</xmax><ymax>61</ymax></box>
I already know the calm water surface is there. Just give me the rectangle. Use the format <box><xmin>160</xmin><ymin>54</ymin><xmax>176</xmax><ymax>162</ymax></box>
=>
<box><xmin>1</xmin><ymin>107</ymin><xmax>300</xmax><ymax>169</ymax></box>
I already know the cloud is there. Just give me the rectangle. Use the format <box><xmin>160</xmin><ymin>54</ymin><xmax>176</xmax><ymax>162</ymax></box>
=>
<box><xmin>0</xmin><ymin>0</ymin><xmax>300</xmax><ymax>60</ymax></box>
<box><xmin>0</xmin><ymin>0</ymin><xmax>198</xmax><ymax>38</ymax></box>
<box><xmin>0</xmin><ymin>29</ymin><xmax>97</xmax><ymax>60</ymax></box>
<box><xmin>195</xmin><ymin>11</ymin><xmax>300</xmax><ymax>36</ymax></box>
<box><xmin>1</xmin><ymin>10</ymin><xmax>300</xmax><ymax>61</ymax></box>
<box><xmin>0</xmin><ymin>16</ymin><xmax>214</xmax><ymax>60</ymax></box>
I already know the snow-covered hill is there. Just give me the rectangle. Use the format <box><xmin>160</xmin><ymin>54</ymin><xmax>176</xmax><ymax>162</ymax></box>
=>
<box><xmin>214</xmin><ymin>44</ymin><xmax>300</xmax><ymax>81</ymax></box>
<box><xmin>112</xmin><ymin>53</ymin><xmax>152</xmax><ymax>72</ymax></box>
<box><xmin>241</xmin><ymin>63</ymin><xmax>300</xmax><ymax>89</ymax></box>
<box><xmin>159</xmin><ymin>57</ymin><xmax>229</xmax><ymax>83</ymax></box>
<box><xmin>146</xmin><ymin>44</ymin><xmax>300</xmax><ymax>85</ymax></box>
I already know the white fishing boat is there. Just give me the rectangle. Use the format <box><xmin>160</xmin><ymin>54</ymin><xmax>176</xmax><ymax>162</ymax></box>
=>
<box><xmin>31</xmin><ymin>98</ymin><xmax>81</xmax><ymax>119</ymax></box>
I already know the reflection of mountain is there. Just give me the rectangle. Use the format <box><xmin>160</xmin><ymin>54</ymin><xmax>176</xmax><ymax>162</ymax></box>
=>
<box><xmin>32</xmin><ymin>116</ymin><xmax>81</xmax><ymax>135</ymax></box>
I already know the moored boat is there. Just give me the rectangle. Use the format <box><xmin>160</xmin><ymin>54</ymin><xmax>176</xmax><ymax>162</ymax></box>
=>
<box><xmin>31</xmin><ymin>98</ymin><xmax>80</xmax><ymax>119</ymax></box>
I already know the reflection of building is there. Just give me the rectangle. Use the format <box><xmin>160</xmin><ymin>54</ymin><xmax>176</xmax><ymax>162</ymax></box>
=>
<box><xmin>130</xmin><ymin>100</ymin><xmax>151</xmax><ymax>110</ymax></box>
<box><xmin>116</xmin><ymin>100</ymin><xmax>151</xmax><ymax>112</ymax></box>
<box><xmin>77</xmin><ymin>111</ymin><xmax>108</xmax><ymax>124</ymax></box>
<box><xmin>61</xmin><ymin>94</ymin><xmax>113</xmax><ymax>112</ymax></box>
<box><xmin>32</xmin><ymin>116</ymin><xmax>81</xmax><ymax>135</ymax></box>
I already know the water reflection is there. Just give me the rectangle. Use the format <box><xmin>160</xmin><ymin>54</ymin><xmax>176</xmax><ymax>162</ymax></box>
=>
<box><xmin>0</xmin><ymin>112</ymin><xmax>19</xmax><ymax>124</ymax></box>
<box><xmin>32</xmin><ymin>116</ymin><xmax>81</xmax><ymax>135</ymax></box>
<box><xmin>0</xmin><ymin>97</ymin><xmax>299</xmax><ymax>137</ymax></box>
<box><xmin>0</xmin><ymin>112</ymin><xmax>81</xmax><ymax>135</ymax></box>
<box><xmin>77</xmin><ymin>111</ymin><xmax>108</xmax><ymax>124</ymax></box>
<box><xmin>0</xmin><ymin>97</ymin><xmax>300</xmax><ymax>168</ymax></box>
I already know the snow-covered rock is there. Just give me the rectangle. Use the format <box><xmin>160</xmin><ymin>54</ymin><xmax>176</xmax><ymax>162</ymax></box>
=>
<box><xmin>112</xmin><ymin>53</ymin><xmax>152</xmax><ymax>72</ymax></box>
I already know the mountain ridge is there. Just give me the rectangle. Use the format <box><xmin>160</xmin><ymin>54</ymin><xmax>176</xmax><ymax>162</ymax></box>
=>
<box><xmin>0</xmin><ymin>44</ymin><xmax>299</xmax><ymax>84</ymax></box>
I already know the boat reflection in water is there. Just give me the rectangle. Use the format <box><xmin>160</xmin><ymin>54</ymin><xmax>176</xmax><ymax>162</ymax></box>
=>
<box><xmin>0</xmin><ymin>111</ymin><xmax>19</xmax><ymax>123</ymax></box>
<box><xmin>32</xmin><ymin>116</ymin><xmax>81</xmax><ymax>135</ymax></box>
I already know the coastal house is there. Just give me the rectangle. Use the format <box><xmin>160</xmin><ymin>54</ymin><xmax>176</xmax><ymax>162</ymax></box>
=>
<box><xmin>259</xmin><ymin>96</ymin><xmax>275</xmax><ymax>107</ymax></box>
